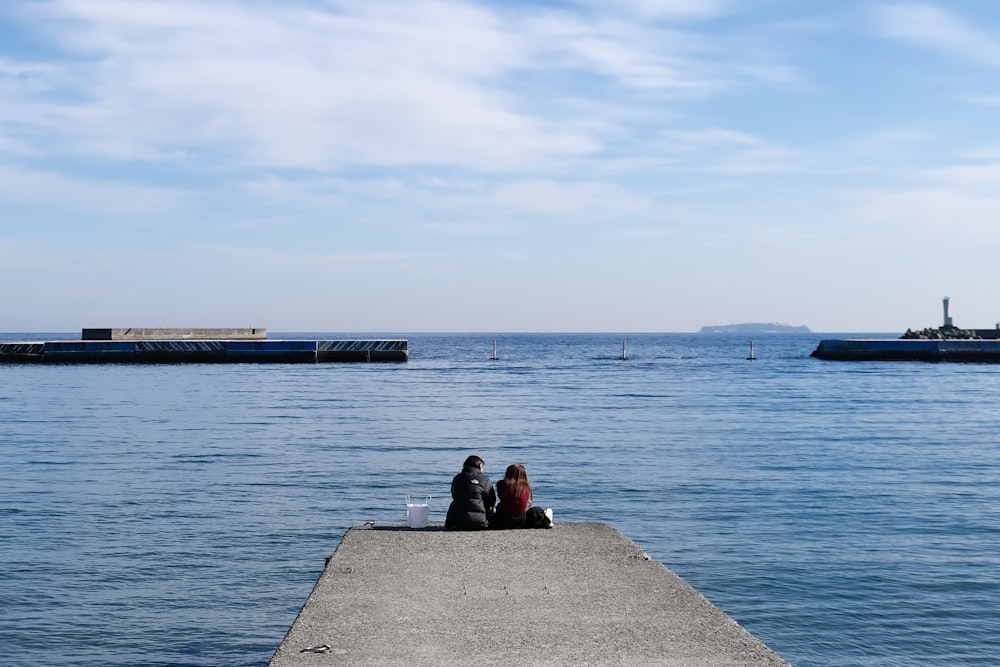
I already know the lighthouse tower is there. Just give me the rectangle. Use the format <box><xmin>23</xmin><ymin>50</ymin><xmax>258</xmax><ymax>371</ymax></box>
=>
<box><xmin>943</xmin><ymin>296</ymin><xmax>954</xmax><ymax>328</ymax></box>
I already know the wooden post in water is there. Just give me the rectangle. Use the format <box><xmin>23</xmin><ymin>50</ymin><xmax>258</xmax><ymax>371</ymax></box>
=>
<box><xmin>622</xmin><ymin>338</ymin><xmax>628</xmax><ymax>361</ymax></box>
<box><xmin>491</xmin><ymin>339</ymin><xmax>498</xmax><ymax>361</ymax></box>
<box><xmin>747</xmin><ymin>340</ymin><xmax>756</xmax><ymax>361</ymax></box>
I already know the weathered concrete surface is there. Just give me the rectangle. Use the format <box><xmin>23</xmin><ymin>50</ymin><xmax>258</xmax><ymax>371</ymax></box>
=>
<box><xmin>268</xmin><ymin>522</ymin><xmax>791</xmax><ymax>667</ymax></box>
<box><xmin>82</xmin><ymin>327</ymin><xmax>267</xmax><ymax>340</ymax></box>
<box><xmin>811</xmin><ymin>338</ymin><xmax>1000</xmax><ymax>361</ymax></box>
<box><xmin>0</xmin><ymin>339</ymin><xmax>408</xmax><ymax>363</ymax></box>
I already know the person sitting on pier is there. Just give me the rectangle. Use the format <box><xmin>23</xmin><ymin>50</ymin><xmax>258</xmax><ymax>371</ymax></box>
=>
<box><xmin>445</xmin><ymin>455</ymin><xmax>496</xmax><ymax>531</ymax></box>
<box><xmin>492</xmin><ymin>463</ymin><xmax>533</xmax><ymax>530</ymax></box>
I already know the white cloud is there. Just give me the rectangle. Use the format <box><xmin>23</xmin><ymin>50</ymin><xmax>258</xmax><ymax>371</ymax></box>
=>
<box><xmin>962</xmin><ymin>93</ymin><xmax>1000</xmax><ymax>107</ymax></box>
<box><xmin>656</xmin><ymin>127</ymin><xmax>804</xmax><ymax>173</ymax></box>
<box><xmin>877</xmin><ymin>3</ymin><xmax>1000</xmax><ymax>67</ymax></box>
<box><xmin>843</xmin><ymin>154</ymin><xmax>1000</xmax><ymax>240</ymax></box>
<box><xmin>661</xmin><ymin>127</ymin><xmax>761</xmax><ymax>147</ymax></box>
<box><xmin>0</xmin><ymin>132</ymin><xmax>39</xmax><ymax>157</ymax></box>
<box><xmin>844</xmin><ymin>127</ymin><xmax>927</xmax><ymax>150</ymax></box>
<box><xmin>582</xmin><ymin>0</ymin><xmax>731</xmax><ymax>21</ymax></box>
<box><xmin>4</xmin><ymin>0</ymin><xmax>598</xmax><ymax>170</ymax></box>
<box><xmin>237</xmin><ymin>171</ymin><xmax>647</xmax><ymax>227</ymax></box>
<box><xmin>832</xmin><ymin>127</ymin><xmax>929</xmax><ymax>172</ymax></box>
<box><xmin>0</xmin><ymin>58</ymin><xmax>52</xmax><ymax>76</ymax></box>
<box><xmin>0</xmin><ymin>164</ymin><xmax>189</xmax><ymax>214</ymax></box>
<box><xmin>483</xmin><ymin>179</ymin><xmax>649</xmax><ymax>219</ymax></box>
<box><xmin>203</xmin><ymin>243</ymin><xmax>422</xmax><ymax>270</ymax></box>
<box><xmin>959</xmin><ymin>144</ymin><xmax>1000</xmax><ymax>160</ymax></box>
<box><xmin>525</xmin><ymin>15</ymin><xmax>719</xmax><ymax>92</ymax></box>
<box><xmin>849</xmin><ymin>187</ymin><xmax>1000</xmax><ymax>240</ymax></box>
<box><xmin>919</xmin><ymin>162</ymin><xmax>1000</xmax><ymax>191</ymax></box>
<box><xmin>413</xmin><ymin>220</ymin><xmax>513</xmax><ymax>237</ymax></box>
<box><xmin>0</xmin><ymin>0</ymin><xmax>801</xmax><ymax>175</ymax></box>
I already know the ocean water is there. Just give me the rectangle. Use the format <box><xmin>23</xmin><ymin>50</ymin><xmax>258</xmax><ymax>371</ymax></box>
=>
<box><xmin>2</xmin><ymin>332</ymin><xmax>999</xmax><ymax>667</ymax></box>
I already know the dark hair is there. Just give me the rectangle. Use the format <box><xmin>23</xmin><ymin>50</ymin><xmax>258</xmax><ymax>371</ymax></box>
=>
<box><xmin>501</xmin><ymin>463</ymin><xmax>531</xmax><ymax>502</ymax></box>
<box><xmin>463</xmin><ymin>455</ymin><xmax>484</xmax><ymax>469</ymax></box>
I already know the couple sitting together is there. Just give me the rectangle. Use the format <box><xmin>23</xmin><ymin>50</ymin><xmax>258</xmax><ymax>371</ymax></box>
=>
<box><xmin>445</xmin><ymin>455</ymin><xmax>552</xmax><ymax>530</ymax></box>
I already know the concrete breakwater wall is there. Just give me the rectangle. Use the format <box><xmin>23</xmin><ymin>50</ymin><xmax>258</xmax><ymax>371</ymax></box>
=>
<box><xmin>0</xmin><ymin>339</ymin><xmax>408</xmax><ymax>363</ymax></box>
<box><xmin>82</xmin><ymin>327</ymin><xmax>267</xmax><ymax>340</ymax></box>
<box><xmin>811</xmin><ymin>338</ymin><xmax>1000</xmax><ymax>362</ymax></box>
<box><xmin>268</xmin><ymin>522</ymin><xmax>790</xmax><ymax>667</ymax></box>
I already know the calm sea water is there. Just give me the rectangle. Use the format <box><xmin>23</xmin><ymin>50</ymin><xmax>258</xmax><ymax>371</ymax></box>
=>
<box><xmin>2</xmin><ymin>332</ymin><xmax>999</xmax><ymax>667</ymax></box>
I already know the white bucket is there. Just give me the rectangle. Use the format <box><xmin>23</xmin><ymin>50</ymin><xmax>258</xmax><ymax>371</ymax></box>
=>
<box><xmin>406</xmin><ymin>496</ymin><xmax>430</xmax><ymax>529</ymax></box>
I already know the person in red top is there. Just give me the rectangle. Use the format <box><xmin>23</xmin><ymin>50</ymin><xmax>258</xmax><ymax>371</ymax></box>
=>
<box><xmin>492</xmin><ymin>463</ymin><xmax>532</xmax><ymax>529</ymax></box>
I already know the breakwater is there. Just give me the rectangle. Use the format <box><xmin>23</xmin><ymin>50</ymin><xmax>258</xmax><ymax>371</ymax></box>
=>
<box><xmin>811</xmin><ymin>338</ymin><xmax>1000</xmax><ymax>361</ymax></box>
<box><xmin>0</xmin><ymin>338</ymin><xmax>408</xmax><ymax>363</ymax></box>
<box><xmin>81</xmin><ymin>327</ymin><xmax>268</xmax><ymax>340</ymax></box>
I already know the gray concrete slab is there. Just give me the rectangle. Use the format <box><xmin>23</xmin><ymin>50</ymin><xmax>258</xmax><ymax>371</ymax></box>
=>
<box><xmin>0</xmin><ymin>339</ymin><xmax>408</xmax><ymax>363</ymax></box>
<box><xmin>268</xmin><ymin>522</ymin><xmax>791</xmax><ymax>666</ymax></box>
<box><xmin>82</xmin><ymin>327</ymin><xmax>267</xmax><ymax>340</ymax></box>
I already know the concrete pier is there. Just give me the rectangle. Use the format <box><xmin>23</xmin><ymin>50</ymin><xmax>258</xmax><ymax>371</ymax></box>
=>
<box><xmin>268</xmin><ymin>522</ymin><xmax>790</xmax><ymax>666</ymax></box>
<box><xmin>81</xmin><ymin>327</ymin><xmax>267</xmax><ymax>340</ymax></box>
<box><xmin>812</xmin><ymin>338</ymin><xmax>1000</xmax><ymax>361</ymax></box>
<box><xmin>0</xmin><ymin>339</ymin><xmax>408</xmax><ymax>363</ymax></box>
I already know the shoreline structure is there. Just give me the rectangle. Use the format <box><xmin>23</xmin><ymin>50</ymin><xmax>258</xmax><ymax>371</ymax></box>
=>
<box><xmin>812</xmin><ymin>297</ymin><xmax>1000</xmax><ymax>361</ymax></box>
<box><xmin>268</xmin><ymin>522</ymin><xmax>790</xmax><ymax>666</ymax></box>
<box><xmin>0</xmin><ymin>328</ymin><xmax>408</xmax><ymax>363</ymax></box>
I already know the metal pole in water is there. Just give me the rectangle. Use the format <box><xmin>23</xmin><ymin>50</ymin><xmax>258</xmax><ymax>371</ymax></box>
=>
<box><xmin>747</xmin><ymin>340</ymin><xmax>756</xmax><ymax>361</ymax></box>
<box><xmin>491</xmin><ymin>339</ymin><xmax>498</xmax><ymax>361</ymax></box>
<box><xmin>622</xmin><ymin>338</ymin><xmax>628</xmax><ymax>360</ymax></box>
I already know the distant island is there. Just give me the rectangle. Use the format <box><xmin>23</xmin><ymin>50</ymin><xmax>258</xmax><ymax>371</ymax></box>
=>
<box><xmin>699</xmin><ymin>322</ymin><xmax>812</xmax><ymax>334</ymax></box>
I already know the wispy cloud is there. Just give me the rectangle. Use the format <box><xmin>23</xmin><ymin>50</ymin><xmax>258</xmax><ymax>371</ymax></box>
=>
<box><xmin>656</xmin><ymin>127</ymin><xmax>804</xmax><ymax>173</ymax></box>
<box><xmin>0</xmin><ymin>0</ymin><xmax>798</xmax><ymax>175</ymax></box>
<box><xmin>591</xmin><ymin>0</ymin><xmax>732</xmax><ymax>21</ymax></box>
<box><xmin>959</xmin><ymin>144</ymin><xmax>1000</xmax><ymax>160</ymax></box>
<box><xmin>205</xmin><ymin>243</ymin><xmax>422</xmax><ymax>270</ymax></box>
<box><xmin>848</xmin><ymin>159</ymin><xmax>1000</xmax><ymax>240</ymax></box>
<box><xmin>876</xmin><ymin>3</ymin><xmax>1000</xmax><ymax>67</ymax></box>
<box><xmin>919</xmin><ymin>162</ymin><xmax>1000</xmax><ymax>191</ymax></box>
<box><xmin>962</xmin><ymin>94</ymin><xmax>1000</xmax><ymax>107</ymax></box>
<box><xmin>850</xmin><ymin>187</ymin><xmax>1000</xmax><ymax>240</ymax></box>
<box><xmin>832</xmin><ymin>127</ymin><xmax>929</xmax><ymax>172</ymax></box>
<box><xmin>0</xmin><ymin>163</ymin><xmax>189</xmax><ymax>214</ymax></box>
<box><xmin>5</xmin><ymin>1</ymin><xmax>594</xmax><ymax>169</ymax></box>
<box><xmin>0</xmin><ymin>58</ymin><xmax>52</xmax><ymax>76</ymax></box>
<box><xmin>523</xmin><ymin>13</ymin><xmax>722</xmax><ymax>93</ymax></box>
<box><xmin>483</xmin><ymin>179</ymin><xmax>649</xmax><ymax>219</ymax></box>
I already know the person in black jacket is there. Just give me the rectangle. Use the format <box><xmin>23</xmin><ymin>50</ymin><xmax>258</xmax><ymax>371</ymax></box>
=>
<box><xmin>445</xmin><ymin>455</ymin><xmax>496</xmax><ymax>530</ymax></box>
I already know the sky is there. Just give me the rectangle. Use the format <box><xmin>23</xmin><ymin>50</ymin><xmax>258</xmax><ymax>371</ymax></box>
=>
<box><xmin>2</xmin><ymin>0</ymin><xmax>1000</xmax><ymax>333</ymax></box>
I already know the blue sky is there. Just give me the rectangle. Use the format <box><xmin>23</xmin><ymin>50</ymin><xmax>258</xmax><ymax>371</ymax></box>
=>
<box><xmin>3</xmin><ymin>0</ymin><xmax>1000</xmax><ymax>332</ymax></box>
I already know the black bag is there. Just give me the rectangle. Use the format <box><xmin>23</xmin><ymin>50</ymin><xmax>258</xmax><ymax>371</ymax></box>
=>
<box><xmin>524</xmin><ymin>506</ymin><xmax>552</xmax><ymax>529</ymax></box>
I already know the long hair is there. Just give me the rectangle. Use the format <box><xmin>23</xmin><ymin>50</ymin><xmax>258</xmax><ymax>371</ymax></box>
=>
<box><xmin>502</xmin><ymin>463</ymin><xmax>531</xmax><ymax>503</ymax></box>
